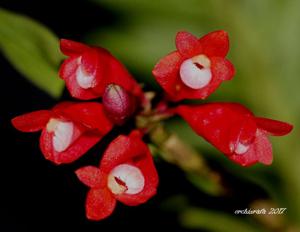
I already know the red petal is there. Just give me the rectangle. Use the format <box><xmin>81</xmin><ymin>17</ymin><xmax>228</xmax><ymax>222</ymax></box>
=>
<box><xmin>60</xmin><ymin>39</ymin><xmax>89</xmax><ymax>56</ymax></box>
<box><xmin>58</xmin><ymin>56</ymin><xmax>78</xmax><ymax>80</ymax></box>
<box><xmin>176</xmin><ymin>103</ymin><xmax>255</xmax><ymax>154</ymax></box>
<box><xmin>59</xmin><ymin>46</ymin><xmax>143</xmax><ymax>100</ymax></box>
<box><xmin>57</xmin><ymin>102</ymin><xmax>113</xmax><ymax>133</ymax></box>
<box><xmin>152</xmin><ymin>51</ymin><xmax>184</xmax><ymax>101</ymax></box>
<box><xmin>115</xmin><ymin>148</ymin><xmax>158</xmax><ymax>206</ymax></box>
<box><xmin>40</xmin><ymin>129</ymin><xmax>103</xmax><ymax>164</ymax></box>
<box><xmin>228</xmin><ymin>116</ymin><xmax>257</xmax><ymax>153</ymax></box>
<box><xmin>255</xmin><ymin>130</ymin><xmax>273</xmax><ymax>165</ymax></box>
<box><xmin>52</xmin><ymin>101</ymin><xmax>74</xmax><ymax>112</ymax></box>
<box><xmin>76</xmin><ymin>166</ymin><xmax>106</xmax><ymax>188</ymax></box>
<box><xmin>229</xmin><ymin>130</ymin><xmax>273</xmax><ymax>166</ymax></box>
<box><xmin>85</xmin><ymin>188</ymin><xmax>116</xmax><ymax>221</ymax></box>
<box><xmin>81</xmin><ymin>49</ymin><xmax>100</xmax><ymax>76</ymax></box>
<box><xmin>175</xmin><ymin>31</ymin><xmax>202</xmax><ymax>57</ymax></box>
<box><xmin>210</xmin><ymin>57</ymin><xmax>235</xmax><ymax>81</ymax></box>
<box><xmin>99</xmin><ymin>131</ymin><xmax>158</xmax><ymax>205</ymax></box>
<box><xmin>101</xmin><ymin>48</ymin><xmax>144</xmax><ymax>98</ymax></box>
<box><xmin>153</xmin><ymin>51</ymin><xmax>181</xmax><ymax>85</ymax></box>
<box><xmin>99</xmin><ymin>135</ymin><xmax>134</xmax><ymax>172</ymax></box>
<box><xmin>199</xmin><ymin>30</ymin><xmax>229</xmax><ymax>57</ymax></box>
<box><xmin>11</xmin><ymin>110</ymin><xmax>52</xmax><ymax>132</ymax></box>
<box><xmin>255</xmin><ymin>117</ymin><xmax>293</xmax><ymax>136</ymax></box>
<box><xmin>153</xmin><ymin>56</ymin><xmax>234</xmax><ymax>101</ymax></box>
<box><xmin>59</xmin><ymin>56</ymin><xmax>101</xmax><ymax>100</ymax></box>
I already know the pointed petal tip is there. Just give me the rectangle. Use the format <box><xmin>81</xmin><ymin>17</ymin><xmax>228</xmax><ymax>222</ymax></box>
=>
<box><xmin>60</xmin><ymin>38</ymin><xmax>88</xmax><ymax>56</ymax></box>
<box><xmin>255</xmin><ymin>117</ymin><xmax>293</xmax><ymax>136</ymax></box>
<box><xmin>199</xmin><ymin>30</ymin><xmax>230</xmax><ymax>57</ymax></box>
<box><xmin>75</xmin><ymin>166</ymin><xmax>103</xmax><ymax>188</ymax></box>
<box><xmin>175</xmin><ymin>31</ymin><xmax>201</xmax><ymax>57</ymax></box>
<box><xmin>85</xmin><ymin>188</ymin><xmax>116</xmax><ymax>221</ymax></box>
<box><xmin>11</xmin><ymin>110</ymin><xmax>51</xmax><ymax>132</ymax></box>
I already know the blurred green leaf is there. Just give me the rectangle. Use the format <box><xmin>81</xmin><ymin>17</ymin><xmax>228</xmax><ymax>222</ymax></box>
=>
<box><xmin>0</xmin><ymin>8</ymin><xmax>64</xmax><ymax>98</ymax></box>
<box><xmin>186</xmin><ymin>172</ymin><xmax>223</xmax><ymax>196</ymax></box>
<box><xmin>180</xmin><ymin>208</ymin><xmax>263</xmax><ymax>232</ymax></box>
<box><xmin>160</xmin><ymin>195</ymin><xmax>189</xmax><ymax>212</ymax></box>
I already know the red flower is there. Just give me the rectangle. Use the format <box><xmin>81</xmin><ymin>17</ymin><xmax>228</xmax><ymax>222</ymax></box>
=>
<box><xmin>59</xmin><ymin>39</ymin><xmax>143</xmax><ymax>100</ymax></box>
<box><xmin>176</xmin><ymin>103</ymin><xmax>293</xmax><ymax>166</ymax></box>
<box><xmin>75</xmin><ymin>130</ymin><xmax>159</xmax><ymax>220</ymax></box>
<box><xmin>11</xmin><ymin>102</ymin><xmax>113</xmax><ymax>164</ymax></box>
<box><xmin>152</xmin><ymin>30</ymin><xmax>235</xmax><ymax>101</ymax></box>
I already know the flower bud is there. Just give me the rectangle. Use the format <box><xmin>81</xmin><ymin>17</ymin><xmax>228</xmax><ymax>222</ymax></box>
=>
<box><xmin>103</xmin><ymin>84</ymin><xmax>136</xmax><ymax>125</ymax></box>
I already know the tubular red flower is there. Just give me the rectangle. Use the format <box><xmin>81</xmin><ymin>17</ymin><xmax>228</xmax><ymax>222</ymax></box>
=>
<box><xmin>75</xmin><ymin>130</ymin><xmax>159</xmax><ymax>220</ymax></box>
<box><xmin>176</xmin><ymin>103</ymin><xmax>293</xmax><ymax>166</ymax></box>
<box><xmin>59</xmin><ymin>39</ymin><xmax>144</xmax><ymax>100</ymax></box>
<box><xmin>11</xmin><ymin>102</ymin><xmax>113</xmax><ymax>164</ymax></box>
<box><xmin>152</xmin><ymin>30</ymin><xmax>235</xmax><ymax>101</ymax></box>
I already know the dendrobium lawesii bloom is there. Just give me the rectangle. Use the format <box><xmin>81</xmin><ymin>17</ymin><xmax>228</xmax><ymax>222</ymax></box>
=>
<box><xmin>59</xmin><ymin>39</ymin><xmax>143</xmax><ymax>100</ymax></box>
<box><xmin>176</xmin><ymin>103</ymin><xmax>293</xmax><ymax>166</ymax></box>
<box><xmin>152</xmin><ymin>30</ymin><xmax>235</xmax><ymax>101</ymax></box>
<box><xmin>11</xmin><ymin>102</ymin><xmax>113</xmax><ymax>164</ymax></box>
<box><xmin>75</xmin><ymin>130</ymin><xmax>158</xmax><ymax>220</ymax></box>
<box><xmin>11</xmin><ymin>29</ymin><xmax>294</xmax><ymax>222</ymax></box>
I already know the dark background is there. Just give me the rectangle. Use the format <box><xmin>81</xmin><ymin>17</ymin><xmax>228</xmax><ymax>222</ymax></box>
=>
<box><xmin>0</xmin><ymin>0</ymin><xmax>273</xmax><ymax>231</ymax></box>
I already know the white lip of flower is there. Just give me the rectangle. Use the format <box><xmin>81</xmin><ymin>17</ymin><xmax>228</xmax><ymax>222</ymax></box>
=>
<box><xmin>229</xmin><ymin>141</ymin><xmax>250</xmax><ymax>155</ymax></box>
<box><xmin>179</xmin><ymin>54</ymin><xmax>212</xmax><ymax>89</ymax></box>
<box><xmin>107</xmin><ymin>164</ymin><xmax>145</xmax><ymax>195</ymax></box>
<box><xmin>235</xmin><ymin>142</ymin><xmax>250</xmax><ymax>155</ymax></box>
<box><xmin>46</xmin><ymin>118</ymin><xmax>80</xmax><ymax>152</ymax></box>
<box><xmin>76</xmin><ymin>57</ymin><xmax>96</xmax><ymax>89</ymax></box>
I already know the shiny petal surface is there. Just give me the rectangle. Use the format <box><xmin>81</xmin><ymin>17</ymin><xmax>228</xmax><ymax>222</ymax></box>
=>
<box><xmin>11</xmin><ymin>110</ymin><xmax>52</xmax><ymax>132</ymax></box>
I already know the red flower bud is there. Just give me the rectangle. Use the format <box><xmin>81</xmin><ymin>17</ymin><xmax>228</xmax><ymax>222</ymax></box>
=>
<box><xmin>103</xmin><ymin>84</ymin><xmax>136</xmax><ymax>125</ymax></box>
<box><xmin>176</xmin><ymin>103</ymin><xmax>293</xmax><ymax>166</ymax></box>
<box><xmin>152</xmin><ymin>30</ymin><xmax>235</xmax><ymax>101</ymax></box>
<box><xmin>76</xmin><ymin>130</ymin><xmax>159</xmax><ymax>220</ymax></box>
<box><xmin>11</xmin><ymin>102</ymin><xmax>113</xmax><ymax>164</ymax></box>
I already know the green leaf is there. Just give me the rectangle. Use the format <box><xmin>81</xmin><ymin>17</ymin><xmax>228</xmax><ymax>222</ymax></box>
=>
<box><xmin>186</xmin><ymin>172</ymin><xmax>224</xmax><ymax>196</ymax></box>
<box><xmin>0</xmin><ymin>8</ymin><xmax>64</xmax><ymax>98</ymax></box>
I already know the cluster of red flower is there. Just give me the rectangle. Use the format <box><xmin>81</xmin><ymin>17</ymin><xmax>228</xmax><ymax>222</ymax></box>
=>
<box><xmin>12</xmin><ymin>30</ymin><xmax>292</xmax><ymax>220</ymax></box>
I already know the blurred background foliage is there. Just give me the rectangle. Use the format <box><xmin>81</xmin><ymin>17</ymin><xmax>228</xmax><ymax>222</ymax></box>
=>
<box><xmin>1</xmin><ymin>0</ymin><xmax>300</xmax><ymax>231</ymax></box>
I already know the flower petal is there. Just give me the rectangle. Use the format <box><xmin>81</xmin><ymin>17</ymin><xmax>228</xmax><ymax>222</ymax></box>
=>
<box><xmin>153</xmin><ymin>56</ymin><xmax>234</xmax><ymax>101</ymax></box>
<box><xmin>11</xmin><ymin>110</ymin><xmax>52</xmax><ymax>132</ymax></box>
<box><xmin>100</xmin><ymin>131</ymin><xmax>158</xmax><ymax>205</ymax></box>
<box><xmin>76</xmin><ymin>166</ymin><xmax>106</xmax><ymax>188</ymax></box>
<box><xmin>57</xmin><ymin>102</ymin><xmax>113</xmax><ymax>133</ymax></box>
<box><xmin>40</xmin><ymin>129</ymin><xmax>103</xmax><ymax>164</ymax></box>
<box><xmin>100</xmin><ymin>134</ymin><xmax>141</xmax><ymax>173</ymax></box>
<box><xmin>59</xmin><ymin>44</ymin><xmax>143</xmax><ymax>100</ymax></box>
<box><xmin>229</xmin><ymin>130</ymin><xmax>272</xmax><ymax>166</ymax></box>
<box><xmin>153</xmin><ymin>51</ymin><xmax>181</xmax><ymax>80</ymax></box>
<box><xmin>59</xmin><ymin>56</ymin><xmax>101</xmax><ymax>100</ymax></box>
<box><xmin>199</xmin><ymin>30</ymin><xmax>229</xmax><ymax>57</ymax></box>
<box><xmin>60</xmin><ymin>39</ymin><xmax>89</xmax><ymax>56</ymax></box>
<box><xmin>176</xmin><ymin>103</ymin><xmax>256</xmax><ymax>156</ymax></box>
<box><xmin>255</xmin><ymin>117</ymin><xmax>293</xmax><ymax>136</ymax></box>
<box><xmin>85</xmin><ymin>188</ymin><xmax>116</xmax><ymax>221</ymax></box>
<box><xmin>103</xmin><ymin>48</ymin><xmax>144</xmax><ymax>98</ymax></box>
<box><xmin>115</xmin><ymin>149</ymin><xmax>158</xmax><ymax>206</ymax></box>
<box><xmin>175</xmin><ymin>31</ymin><xmax>202</xmax><ymax>57</ymax></box>
<box><xmin>176</xmin><ymin>103</ymin><xmax>248</xmax><ymax>154</ymax></box>
<box><xmin>152</xmin><ymin>51</ymin><xmax>182</xmax><ymax>100</ymax></box>
<box><xmin>210</xmin><ymin>57</ymin><xmax>235</xmax><ymax>81</ymax></box>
